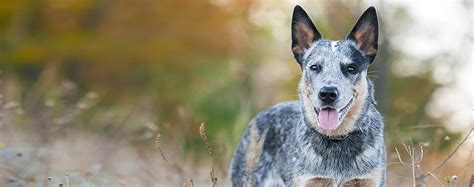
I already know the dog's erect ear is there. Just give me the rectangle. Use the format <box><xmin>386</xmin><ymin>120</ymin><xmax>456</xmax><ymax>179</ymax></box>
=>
<box><xmin>347</xmin><ymin>7</ymin><xmax>378</xmax><ymax>62</ymax></box>
<box><xmin>292</xmin><ymin>5</ymin><xmax>322</xmax><ymax>65</ymax></box>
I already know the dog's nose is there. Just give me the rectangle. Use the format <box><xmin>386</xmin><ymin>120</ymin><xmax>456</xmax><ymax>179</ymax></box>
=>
<box><xmin>319</xmin><ymin>87</ymin><xmax>338</xmax><ymax>103</ymax></box>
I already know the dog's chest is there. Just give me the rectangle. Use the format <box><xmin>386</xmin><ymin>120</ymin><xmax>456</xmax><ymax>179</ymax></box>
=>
<box><xmin>288</xmin><ymin>136</ymin><xmax>382</xmax><ymax>179</ymax></box>
<box><xmin>284</xmin><ymin>144</ymin><xmax>381</xmax><ymax>187</ymax></box>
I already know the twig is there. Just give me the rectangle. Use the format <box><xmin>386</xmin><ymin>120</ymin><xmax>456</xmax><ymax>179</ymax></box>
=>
<box><xmin>411</xmin><ymin>147</ymin><xmax>416</xmax><ymax>187</ymax></box>
<box><xmin>395</xmin><ymin>129</ymin><xmax>473</xmax><ymax>186</ymax></box>
<box><xmin>460</xmin><ymin>142</ymin><xmax>474</xmax><ymax>186</ymax></box>
<box><xmin>395</xmin><ymin>147</ymin><xmax>408</xmax><ymax>166</ymax></box>
<box><xmin>418</xmin><ymin>144</ymin><xmax>424</xmax><ymax>163</ymax></box>
<box><xmin>387</xmin><ymin>161</ymin><xmax>404</xmax><ymax>167</ymax></box>
<box><xmin>199</xmin><ymin>123</ymin><xmax>217</xmax><ymax>187</ymax></box>
<box><xmin>403</xmin><ymin>143</ymin><xmax>411</xmax><ymax>157</ymax></box>
<box><xmin>396</xmin><ymin>144</ymin><xmax>425</xmax><ymax>186</ymax></box>
<box><xmin>425</xmin><ymin>172</ymin><xmax>444</xmax><ymax>187</ymax></box>
<box><xmin>155</xmin><ymin>132</ymin><xmax>172</xmax><ymax>168</ymax></box>
<box><xmin>199</xmin><ymin>123</ymin><xmax>214</xmax><ymax>157</ymax></box>
<box><xmin>429</xmin><ymin>128</ymin><xmax>473</xmax><ymax>174</ymax></box>
<box><xmin>155</xmin><ymin>131</ymin><xmax>187</xmax><ymax>183</ymax></box>
<box><xmin>388</xmin><ymin>174</ymin><xmax>413</xmax><ymax>182</ymax></box>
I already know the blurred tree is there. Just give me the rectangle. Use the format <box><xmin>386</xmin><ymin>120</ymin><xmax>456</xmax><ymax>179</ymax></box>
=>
<box><xmin>0</xmin><ymin>0</ymin><xmax>261</xmax><ymax>158</ymax></box>
<box><xmin>0</xmin><ymin>0</ymin><xmax>462</xmax><ymax>158</ymax></box>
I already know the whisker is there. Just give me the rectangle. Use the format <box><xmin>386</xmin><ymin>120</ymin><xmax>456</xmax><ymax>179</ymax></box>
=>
<box><xmin>289</xmin><ymin>72</ymin><xmax>302</xmax><ymax>79</ymax></box>
<box><xmin>367</xmin><ymin>71</ymin><xmax>380</xmax><ymax>74</ymax></box>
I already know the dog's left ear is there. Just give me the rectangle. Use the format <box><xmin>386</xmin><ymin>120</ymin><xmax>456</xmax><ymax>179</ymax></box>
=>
<box><xmin>347</xmin><ymin>7</ymin><xmax>378</xmax><ymax>62</ymax></box>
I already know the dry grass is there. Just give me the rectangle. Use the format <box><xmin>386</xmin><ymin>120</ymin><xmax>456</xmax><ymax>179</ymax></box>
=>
<box><xmin>394</xmin><ymin>128</ymin><xmax>474</xmax><ymax>187</ymax></box>
<box><xmin>199</xmin><ymin>123</ymin><xmax>218</xmax><ymax>187</ymax></box>
<box><xmin>153</xmin><ymin>123</ymin><xmax>222</xmax><ymax>187</ymax></box>
<box><xmin>0</xmin><ymin>71</ymin><xmax>215</xmax><ymax>186</ymax></box>
<box><xmin>1</xmin><ymin>71</ymin><xmax>472</xmax><ymax>186</ymax></box>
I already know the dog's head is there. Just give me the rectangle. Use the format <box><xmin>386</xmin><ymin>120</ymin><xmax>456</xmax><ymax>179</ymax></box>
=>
<box><xmin>292</xmin><ymin>6</ymin><xmax>378</xmax><ymax>136</ymax></box>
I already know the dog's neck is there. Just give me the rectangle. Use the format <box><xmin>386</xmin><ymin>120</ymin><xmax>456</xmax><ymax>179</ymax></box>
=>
<box><xmin>296</xmin><ymin>103</ymin><xmax>379</xmax><ymax>152</ymax></box>
<box><xmin>324</xmin><ymin>134</ymin><xmax>348</xmax><ymax>141</ymax></box>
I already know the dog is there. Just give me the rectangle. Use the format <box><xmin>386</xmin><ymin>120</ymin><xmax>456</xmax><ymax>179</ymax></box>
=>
<box><xmin>230</xmin><ymin>5</ymin><xmax>386</xmax><ymax>187</ymax></box>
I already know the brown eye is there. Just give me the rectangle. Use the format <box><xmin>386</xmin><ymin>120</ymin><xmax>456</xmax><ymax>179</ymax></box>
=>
<box><xmin>309</xmin><ymin>65</ymin><xmax>320</xmax><ymax>71</ymax></box>
<box><xmin>347</xmin><ymin>65</ymin><xmax>357</xmax><ymax>74</ymax></box>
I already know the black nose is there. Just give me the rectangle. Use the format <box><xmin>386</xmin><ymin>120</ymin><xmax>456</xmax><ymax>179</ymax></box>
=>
<box><xmin>319</xmin><ymin>87</ymin><xmax>338</xmax><ymax>103</ymax></box>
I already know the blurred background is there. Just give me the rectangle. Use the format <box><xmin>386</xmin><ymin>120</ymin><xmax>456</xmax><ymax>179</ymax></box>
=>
<box><xmin>0</xmin><ymin>0</ymin><xmax>472</xmax><ymax>186</ymax></box>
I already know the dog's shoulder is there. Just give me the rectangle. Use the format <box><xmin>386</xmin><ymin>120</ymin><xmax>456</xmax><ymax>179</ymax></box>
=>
<box><xmin>253</xmin><ymin>101</ymin><xmax>301</xmax><ymax>129</ymax></box>
<box><xmin>230</xmin><ymin>101</ymin><xmax>301</xmax><ymax>185</ymax></box>
<box><xmin>241</xmin><ymin>100</ymin><xmax>302</xmax><ymax>147</ymax></box>
<box><xmin>248</xmin><ymin>101</ymin><xmax>302</xmax><ymax>162</ymax></box>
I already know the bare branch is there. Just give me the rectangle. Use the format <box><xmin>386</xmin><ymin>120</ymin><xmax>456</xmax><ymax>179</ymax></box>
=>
<box><xmin>429</xmin><ymin>128</ymin><xmax>473</xmax><ymax>174</ymax></box>
<box><xmin>395</xmin><ymin>147</ymin><xmax>408</xmax><ymax>166</ymax></box>
<box><xmin>425</xmin><ymin>172</ymin><xmax>444</xmax><ymax>187</ymax></box>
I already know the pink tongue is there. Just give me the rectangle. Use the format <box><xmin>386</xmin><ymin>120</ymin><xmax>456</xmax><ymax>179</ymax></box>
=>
<box><xmin>319</xmin><ymin>108</ymin><xmax>339</xmax><ymax>130</ymax></box>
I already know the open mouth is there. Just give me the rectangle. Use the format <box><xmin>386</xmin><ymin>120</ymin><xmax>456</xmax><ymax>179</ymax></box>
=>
<box><xmin>314</xmin><ymin>98</ymin><xmax>354</xmax><ymax>131</ymax></box>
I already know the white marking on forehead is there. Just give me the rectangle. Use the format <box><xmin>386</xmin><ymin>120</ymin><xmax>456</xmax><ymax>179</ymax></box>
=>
<box><xmin>331</xmin><ymin>41</ymin><xmax>338</xmax><ymax>52</ymax></box>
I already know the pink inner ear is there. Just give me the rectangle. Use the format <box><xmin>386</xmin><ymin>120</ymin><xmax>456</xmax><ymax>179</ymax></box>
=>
<box><xmin>353</xmin><ymin>22</ymin><xmax>377</xmax><ymax>55</ymax></box>
<box><xmin>294</xmin><ymin>22</ymin><xmax>315</xmax><ymax>49</ymax></box>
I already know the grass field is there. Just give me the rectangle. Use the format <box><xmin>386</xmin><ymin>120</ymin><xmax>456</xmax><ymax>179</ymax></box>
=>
<box><xmin>0</xmin><ymin>77</ymin><xmax>472</xmax><ymax>186</ymax></box>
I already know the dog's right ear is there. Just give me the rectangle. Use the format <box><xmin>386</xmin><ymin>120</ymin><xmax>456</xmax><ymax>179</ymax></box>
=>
<box><xmin>292</xmin><ymin>5</ymin><xmax>322</xmax><ymax>66</ymax></box>
<box><xmin>346</xmin><ymin>7</ymin><xmax>378</xmax><ymax>62</ymax></box>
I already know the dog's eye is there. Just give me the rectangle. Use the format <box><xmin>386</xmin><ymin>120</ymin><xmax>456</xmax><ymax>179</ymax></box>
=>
<box><xmin>347</xmin><ymin>65</ymin><xmax>357</xmax><ymax>74</ymax></box>
<box><xmin>309</xmin><ymin>65</ymin><xmax>320</xmax><ymax>71</ymax></box>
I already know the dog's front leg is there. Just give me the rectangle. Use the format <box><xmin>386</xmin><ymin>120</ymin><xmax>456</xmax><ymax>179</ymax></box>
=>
<box><xmin>341</xmin><ymin>179</ymin><xmax>376</xmax><ymax>187</ymax></box>
<box><xmin>341</xmin><ymin>168</ymin><xmax>384</xmax><ymax>187</ymax></box>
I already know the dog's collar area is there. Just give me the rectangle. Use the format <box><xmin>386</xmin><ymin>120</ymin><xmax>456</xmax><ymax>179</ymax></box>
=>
<box><xmin>324</xmin><ymin>134</ymin><xmax>348</xmax><ymax>141</ymax></box>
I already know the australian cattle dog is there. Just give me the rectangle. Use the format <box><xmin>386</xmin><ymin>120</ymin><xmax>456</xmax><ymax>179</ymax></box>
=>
<box><xmin>230</xmin><ymin>5</ymin><xmax>386</xmax><ymax>187</ymax></box>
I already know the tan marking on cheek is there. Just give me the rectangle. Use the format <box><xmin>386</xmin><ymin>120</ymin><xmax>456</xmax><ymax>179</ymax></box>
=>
<box><xmin>339</xmin><ymin>73</ymin><xmax>368</xmax><ymax>133</ymax></box>
<box><xmin>300</xmin><ymin>77</ymin><xmax>319</xmax><ymax>127</ymax></box>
